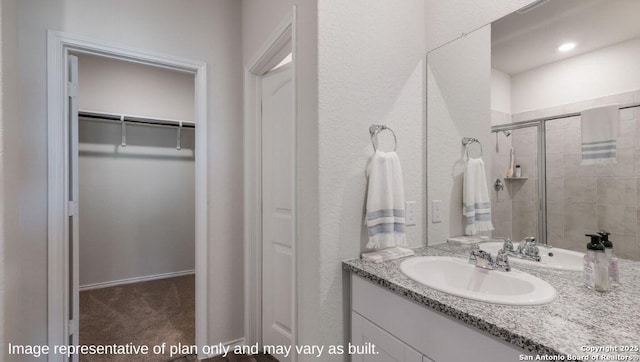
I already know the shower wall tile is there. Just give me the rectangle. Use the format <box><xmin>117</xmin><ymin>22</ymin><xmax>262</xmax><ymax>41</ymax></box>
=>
<box><xmin>564</xmin><ymin>177</ymin><xmax>596</xmax><ymax>203</ymax></box>
<box><xmin>546</xmin><ymin>117</ymin><xmax>572</xmax><ymax>130</ymax></box>
<box><xmin>512</xmin><ymin>129</ymin><xmax>537</xmax><ymax>156</ymax></box>
<box><xmin>621</xmin><ymin>107</ymin><xmax>636</xmax><ymax>121</ymax></box>
<box><xmin>546</xmin><ymin>154</ymin><xmax>564</xmax><ymax>179</ymax></box>
<box><xmin>546</xmin><ymin>177</ymin><xmax>564</xmax><ymax>201</ymax></box>
<box><xmin>596</xmin><ymin>205</ymin><xmax>638</xmax><ymax>235</ymax></box>
<box><xmin>492</xmin><ymin>201</ymin><xmax>512</xmax><ymax>238</ymax></box>
<box><xmin>510</xmin><ymin>179</ymin><xmax>535</xmax><ymax>203</ymax></box>
<box><xmin>512</xmin><ymin>201</ymin><xmax>537</xmax><ymax>242</ymax></box>
<box><xmin>595</xmin><ymin>148</ymin><xmax>634</xmax><ymax>177</ymax></box>
<box><xmin>516</xmin><ymin>153</ymin><xmax>538</xmax><ymax>179</ymax></box>
<box><xmin>545</xmin><ymin>129</ymin><xmax>563</xmax><ymax>154</ymax></box>
<box><xmin>597</xmin><ymin>177</ymin><xmax>636</xmax><ymax>206</ymax></box>
<box><xmin>618</xmin><ymin>118</ymin><xmax>636</xmax><ymax>149</ymax></box>
<box><xmin>562</xmin><ymin>126</ymin><xmax>581</xmax><ymax>154</ymax></box>
<box><xmin>564</xmin><ymin>202</ymin><xmax>596</xmax><ymax>239</ymax></box>
<box><xmin>547</xmin><ymin>202</ymin><xmax>564</xmax><ymax>243</ymax></box>
<box><xmin>616</xmin><ymin>234</ymin><xmax>640</xmax><ymax>260</ymax></box>
<box><xmin>563</xmin><ymin>153</ymin><xmax>595</xmax><ymax>178</ymax></box>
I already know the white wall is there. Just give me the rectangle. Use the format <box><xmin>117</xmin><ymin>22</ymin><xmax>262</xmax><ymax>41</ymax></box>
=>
<box><xmin>77</xmin><ymin>54</ymin><xmax>195</xmax><ymax>287</ymax></box>
<box><xmin>13</xmin><ymin>0</ymin><xmax>242</xmax><ymax>354</ymax></box>
<box><xmin>77</xmin><ymin>54</ymin><xmax>195</xmax><ymax>121</ymax></box>
<box><xmin>427</xmin><ymin>25</ymin><xmax>492</xmax><ymax>244</ymax></box>
<box><xmin>511</xmin><ymin>37</ymin><xmax>640</xmax><ymax>113</ymax></box>
<box><xmin>1</xmin><ymin>0</ymin><xmax>20</xmax><ymax>359</ymax></box>
<box><xmin>316</xmin><ymin>0</ymin><xmax>426</xmax><ymax>360</ymax></box>
<box><xmin>491</xmin><ymin>68</ymin><xmax>512</xmax><ymax>114</ymax></box>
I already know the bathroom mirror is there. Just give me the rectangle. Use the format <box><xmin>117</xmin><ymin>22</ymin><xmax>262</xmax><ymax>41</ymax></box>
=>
<box><xmin>427</xmin><ymin>0</ymin><xmax>640</xmax><ymax>261</ymax></box>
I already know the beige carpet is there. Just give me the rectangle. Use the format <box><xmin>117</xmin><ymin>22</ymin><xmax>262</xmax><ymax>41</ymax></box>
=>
<box><xmin>80</xmin><ymin>275</ymin><xmax>196</xmax><ymax>362</ymax></box>
<box><xmin>80</xmin><ymin>275</ymin><xmax>277</xmax><ymax>362</ymax></box>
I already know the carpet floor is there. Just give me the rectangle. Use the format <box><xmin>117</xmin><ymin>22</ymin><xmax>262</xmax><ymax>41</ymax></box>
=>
<box><xmin>80</xmin><ymin>275</ymin><xmax>278</xmax><ymax>362</ymax></box>
<box><xmin>80</xmin><ymin>275</ymin><xmax>196</xmax><ymax>362</ymax></box>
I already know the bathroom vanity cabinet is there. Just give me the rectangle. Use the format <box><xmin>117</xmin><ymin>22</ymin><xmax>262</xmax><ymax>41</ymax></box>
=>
<box><xmin>350</xmin><ymin>274</ymin><xmax>527</xmax><ymax>362</ymax></box>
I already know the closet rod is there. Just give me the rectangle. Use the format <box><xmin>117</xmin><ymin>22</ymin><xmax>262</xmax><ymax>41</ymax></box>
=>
<box><xmin>79</xmin><ymin>110</ymin><xmax>195</xmax><ymax>129</ymax></box>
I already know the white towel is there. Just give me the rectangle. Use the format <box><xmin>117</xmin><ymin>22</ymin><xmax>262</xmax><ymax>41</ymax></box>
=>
<box><xmin>581</xmin><ymin>104</ymin><xmax>619</xmax><ymax>165</ymax></box>
<box><xmin>365</xmin><ymin>150</ymin><xmax>406</xmax><ymax>249</ymax></box>
<box><xmin>361</xmin><ymin>247</ymin><xmax>415</xmax><ymax>263</ymax></box>
<box><xmin>463</xmin><ymin>157</ymin><xmax>494</xmax><ymax>235</ymax></box>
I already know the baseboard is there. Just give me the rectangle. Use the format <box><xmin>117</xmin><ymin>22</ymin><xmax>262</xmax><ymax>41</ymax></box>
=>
<box><xmin>199</xmin><ymin>337</ymin><xmax>246</xmax><ymax>360</ymax></box>
<box><xmin>79</xmin><ymin>269</ymin><xmax>195</xmax><ymax>291</ymax></box>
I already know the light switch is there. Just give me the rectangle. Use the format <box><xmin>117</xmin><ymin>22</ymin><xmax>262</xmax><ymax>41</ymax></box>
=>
<box><xmin>432</xmin><ymin>200</ymin><xmax>442</xmax><ymax>223</ymax></box>
<box><xmin>405</xmin><ymin>201</ymin><xmax>416</xmax><ymax>226</ymax></box>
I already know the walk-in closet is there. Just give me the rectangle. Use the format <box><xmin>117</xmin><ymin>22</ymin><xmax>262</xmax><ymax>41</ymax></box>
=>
<box><xmin>75</xmin><ymin>53</ymin><xmax>196</xmax><ymax>361</ymax></box>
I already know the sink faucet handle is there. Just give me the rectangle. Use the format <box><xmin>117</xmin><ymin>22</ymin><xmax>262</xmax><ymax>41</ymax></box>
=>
<box><xmin>469</xmin><ymin>244</ymin><xmax>480</xmax><ymax>264</ymax></box>
<box><xmin>495</xmin><ymin>249</ymin><xmax>511</xmax><ymax>272</ymax></box>
<box><xmin>502</xmin><ymin>238</ymin><xmax>514</xmax><ymax>252</ymax></box>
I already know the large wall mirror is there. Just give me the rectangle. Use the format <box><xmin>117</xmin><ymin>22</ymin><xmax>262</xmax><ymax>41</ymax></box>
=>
<box><xmin>427</xmin><ymin>0</ymin><xmax>640</xmax><ymax>261</ymax></box>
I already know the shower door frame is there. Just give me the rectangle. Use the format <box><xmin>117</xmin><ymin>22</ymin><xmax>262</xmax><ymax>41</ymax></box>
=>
<box><xmin>491</xmin><ymin>121</ymin><xmax>547</xmax><ymax>245</ymax></box>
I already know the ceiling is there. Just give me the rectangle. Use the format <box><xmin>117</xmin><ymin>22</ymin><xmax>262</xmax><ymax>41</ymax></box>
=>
<box><xmin>492</xmin><ymin>0</ymin><xmax>640</xmax><ymax>75</ymax></box>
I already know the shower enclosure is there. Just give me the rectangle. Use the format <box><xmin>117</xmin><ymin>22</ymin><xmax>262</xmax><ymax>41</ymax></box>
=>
<box><xmin>490</xmin><ymin>102</ymin><xmax>640</xmax><ymax>261</ymax></box>
<box><xmin>490</xmin><ymin>118</ymin><xmax>545</xmax><ymax>246</ymax></box>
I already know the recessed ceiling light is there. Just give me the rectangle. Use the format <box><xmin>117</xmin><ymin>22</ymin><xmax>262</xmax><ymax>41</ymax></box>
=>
<box><xmin>558</xmin><ymin>42</ymin><xmax>576</xmax><ymax>52</ymax></box>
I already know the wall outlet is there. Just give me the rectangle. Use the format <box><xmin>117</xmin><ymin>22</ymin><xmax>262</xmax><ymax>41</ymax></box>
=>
<box><xmin>432</xmin><ymin>200</ymin><xmax>442</xmax><ymax>223</ymax></box>
<box><xmin>405</xmin><ymin>201</ymin><xmax>416</xmax><ymax>226</ymax></box>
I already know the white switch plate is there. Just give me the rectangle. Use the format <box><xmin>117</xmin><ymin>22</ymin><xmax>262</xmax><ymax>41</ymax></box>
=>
<box><xmin>432</xmin><ymin>200</ymin><xmax>442</xmax><ymax>223</ymax></box>
<box><xmin>405</xmin><ymin>201</ymin><xmax>416</xmax><ymax>226</ymax></box>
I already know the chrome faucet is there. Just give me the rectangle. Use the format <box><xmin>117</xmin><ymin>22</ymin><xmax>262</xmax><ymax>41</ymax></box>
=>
<box><xmin>491</xmin><ymin>237</ymin><xmax>514</xmax><ymax>253</ymax></box>
<box><xmin>469</xmin><ymin>245</ymin><xmax>510</xmax><ymax>272</ymax></box>
<box><xmin>516</xmin><ymin>237</ymin><xmax>541</xmax><ymax>262</ymax></box>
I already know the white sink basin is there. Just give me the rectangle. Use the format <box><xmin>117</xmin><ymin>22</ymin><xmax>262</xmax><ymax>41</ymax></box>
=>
<box><xmin>400</xmin><ymin>256</ymin><xmax>557</xmax><ymax>306</ymax></box>
<box><xmin>480</xmin><ymin>242</ymin><xmax>584</xmax><ymax>271</ymax></box>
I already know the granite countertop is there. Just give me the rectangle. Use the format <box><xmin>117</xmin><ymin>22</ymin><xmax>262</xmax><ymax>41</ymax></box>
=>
<box><xmin>343</xmin><ymin>243</ymin><xmax>640</xmax><ymax>358</ymax></box>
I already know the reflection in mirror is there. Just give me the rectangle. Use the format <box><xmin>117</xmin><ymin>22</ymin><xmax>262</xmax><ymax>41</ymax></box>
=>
<box><xmin>428</xmin><ymin>0</ymin><xmax>640</xmax><ymax>261</ymax></box>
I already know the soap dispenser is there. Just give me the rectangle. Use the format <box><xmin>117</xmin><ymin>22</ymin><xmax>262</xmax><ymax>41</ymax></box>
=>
<box><xmin>598</xmin><ymin>230</ymin><xmax>619</xmax><ymax>288</ymax></box>
<box><xmin>584</xmin><ymin>234</ymin><xmax>610</xmax><ymax>293</ymax></box>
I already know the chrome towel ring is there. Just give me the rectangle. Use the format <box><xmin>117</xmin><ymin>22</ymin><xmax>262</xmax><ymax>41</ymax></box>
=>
<box><xmin>369</xmin><ymin>125</ymin><xmax>398</xmax><ymax>152</ymax></box>
<box><xmin>462</xmin><ymin>137</ymin><xmax>483</xmax><ymax>158</ymax></box>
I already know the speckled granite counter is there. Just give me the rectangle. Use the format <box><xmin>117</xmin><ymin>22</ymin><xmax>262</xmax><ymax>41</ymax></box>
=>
<box><xmin>343</xmin><ymin>244</ymin><xmax>640</xmax><ymax>358</ymax></box>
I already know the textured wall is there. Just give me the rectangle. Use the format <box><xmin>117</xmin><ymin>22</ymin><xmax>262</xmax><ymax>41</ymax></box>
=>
<box><xmin>13</xmin><ymin>0</ymin><xmax>243</xmax><ymax>352</ymax></box>
<box><xmin>427</xmin><ymin>26</ymin><xmax>492</xmax><ymax>244</ymax></box>
<box><xmin>317</xmin><ymin>0</ymin><xmax>426</xmax><ymax>359</ymax></box>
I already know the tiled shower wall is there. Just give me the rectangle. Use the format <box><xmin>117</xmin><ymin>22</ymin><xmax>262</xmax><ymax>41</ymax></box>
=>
<box><xmin>490</xmin><ymin>111</ymin><xmax>539</xmax><ymax>244</ymax></box>
<box><xmin>491</xmin><ymin>90</ymin><xmax>640</xmax><ymax>261</ymax></box>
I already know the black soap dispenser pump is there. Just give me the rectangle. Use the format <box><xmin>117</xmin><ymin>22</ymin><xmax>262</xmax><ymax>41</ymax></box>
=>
<box><xmin>598</xmin><ymin>230</ymin><xmax>619</xmax><ymax>287</ymax></box>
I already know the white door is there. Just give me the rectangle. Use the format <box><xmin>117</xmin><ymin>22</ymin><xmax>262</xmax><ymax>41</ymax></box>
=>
<box><xmin>67</xmin><ymin>54</ymin><xmax>80</xmax><ymax>362</ymax></box>
<box><xmin>261</xmin><ymin>64</ymin><xmax>294</xmax><ymax>361</ymax></box>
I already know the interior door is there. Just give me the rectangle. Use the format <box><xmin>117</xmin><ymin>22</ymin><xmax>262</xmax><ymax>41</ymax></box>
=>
<box><xmin>261</xmin><ymin>64</ymin><xmax>294</xmax><ymax>361</ymax></box>
<box><xmin>67</xmin><ymin>54</ymin><xmax>80</xmax><ymax>362</ymax></box>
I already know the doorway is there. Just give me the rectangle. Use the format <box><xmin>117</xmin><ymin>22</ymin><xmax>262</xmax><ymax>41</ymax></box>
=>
<box><xmin>244</xmin><ymin>11</ymin><xmax>297</xmax><ymax>362</ymax></box>
<box><xmin>73</xmin><ymin>53</ymin><xmax>196</xmax><ymax>361</ymax></box>
<box><xmin>47</xmin><ymin>32</ymin><xmax>209</xmax><ymax>362</ymax></box>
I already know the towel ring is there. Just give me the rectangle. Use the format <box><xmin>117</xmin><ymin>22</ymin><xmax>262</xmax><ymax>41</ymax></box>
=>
<box><xmin>462</xmin><ymin>137</ymin><xmax>483</xmax><ymax>158</ymax></box>
<box><xmin>369</xmin><ymin>125</ymin><xmax>398</xmax><ymax>152</ymax></box>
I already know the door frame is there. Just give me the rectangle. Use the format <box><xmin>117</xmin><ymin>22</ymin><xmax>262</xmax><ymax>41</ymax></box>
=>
<box><xmin>243</xmin><ymin>8</ymin><xmax>298</xmax><ymax>354</ymax></box>
<box><xmin>47</xmin><ymin>30</ymin><xmax>208</xmax><ymax>360</ymax></box>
